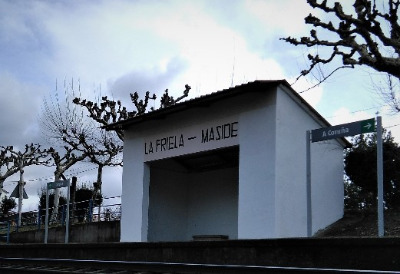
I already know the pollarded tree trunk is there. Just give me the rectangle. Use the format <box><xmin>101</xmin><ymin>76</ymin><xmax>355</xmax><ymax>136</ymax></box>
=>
<box><xmin>93</xmin><ymin>164</ymin><xmax>103</xmax><ymax>220</ymax></box>
<box><xmin>50</xmin><ymin>173</ymin><xmax>62</xmax><ymax>223</ymax></box>
<box><xmin>0</xmin><ymin>179</ymin><xmax>5</xmax><ymax>208</ymax></box>
<box><xmin>17</xmin><ymin>166</ymin><xmax>24</xmax><ymax>226</ymax></box>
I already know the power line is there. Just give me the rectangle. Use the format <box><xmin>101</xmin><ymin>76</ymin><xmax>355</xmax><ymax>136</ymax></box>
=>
<box><xmin>1</xmin><ymin>165</ymin><xmax>99</xmax><ymax>188</ymax></box>
<box><xmin>325</xmin><ymin>104</ymin><xmax>384</xmax><ymax>119</ymax></box>
<box><xmin>386</xmin><ymin>123</ymin><xmax>400</xmax><ymax>129</ymax></box>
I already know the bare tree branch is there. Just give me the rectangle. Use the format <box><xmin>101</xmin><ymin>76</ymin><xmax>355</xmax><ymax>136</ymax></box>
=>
<box><xmin>1</xmin><ymin>144</ymin><xmax>50</xmax><ymax>225</ymax></box>
<box><xmin>282</xmin><ymin>0</ymin><xmax>400</xmax><ymax>89</ymax></box>
<box><xmin>73</xmin><ymin>84</ymin><xmax>191</xmax><ymax>141</ymax></box>
<box><xmin>41</xmin><ymin>79</ymin><xmax>125</xmax><ymax>221</ymax></box>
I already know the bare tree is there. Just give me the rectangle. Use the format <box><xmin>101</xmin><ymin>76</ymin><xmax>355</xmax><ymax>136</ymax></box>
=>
<box><xmin>73</xmin><ymin>84</ymin><xmax>191</xmax><ymax>141</ymax></box>
<box><xmin>41</xmin><ymin>79</ymin><xmax>124</xmax><ymax>221</ymax></box>
<box><xmin>46</xmin><ymin>146</ymin><xmax>87</xmax><ymax>221</ymax></box>
<box><xmin>0</xmin><ymin>146</ymin><xmax>19</xmax><ymax>205</ymax></box>
<box><xmin>372</xmin><ymin>74</ymin><xmax>400</xmax><ymax>111</ymax></box>
<box><xmin>6</xmin><ymin>144</ymin><xmax>49</xmax><ymax>225</ymax></box>
<box><xmin>61</xmin><ymin>123</ymin><xmax>123</xmax><ymax>210</ymax></box>
<box><xmin>40</xmin><ymin>80</ymin><xmax>91</xmax><ymax>221</ymax></box>
<box><xmin>89</xmin><ymin>133</ymin><xmax>122</xmax><ymax>217</ymax></box>
<box><xmin>86</xmin><ymin>131</ymin><xmax>123</xmax><ymax>205</ymax></box>
<box><xmin>71</xmin><ymin>84</ymin><xmax>191</xmax><ymax>215</ymax></box>
<box><xmin>281</xmin><ymin>0</ymin><xmax>400</xmax><ymax>95</ymax></box>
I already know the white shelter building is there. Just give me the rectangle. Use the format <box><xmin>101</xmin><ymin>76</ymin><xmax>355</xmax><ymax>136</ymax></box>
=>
<box><xmin>108</xmin><ymin>80</ymin><xmax>346</xmax><ymax>242</ymax></box>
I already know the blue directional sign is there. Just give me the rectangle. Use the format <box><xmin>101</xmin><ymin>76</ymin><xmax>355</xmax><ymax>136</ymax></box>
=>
<box><xmin>311</xmin><ymin>118</ymin><xmax>375</xmax><ymax>143</ymax></box>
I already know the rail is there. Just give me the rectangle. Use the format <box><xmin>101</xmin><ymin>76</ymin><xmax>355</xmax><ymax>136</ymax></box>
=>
<box><xmin>0</xmin><ymin>257</ymin><xmax>398</xmax><ymax>274</ymax></box>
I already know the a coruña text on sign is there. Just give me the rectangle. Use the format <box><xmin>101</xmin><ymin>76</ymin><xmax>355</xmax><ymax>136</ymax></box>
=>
<box><xmin>311</xmin><ymin>118</ymin><xmax>375</xmax><ymax>143</ymax></box>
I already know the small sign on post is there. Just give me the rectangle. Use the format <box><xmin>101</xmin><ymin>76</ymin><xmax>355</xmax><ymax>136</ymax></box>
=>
<box><xmin>47</xmin><ymin>180</ymin><xmax>70</xmax><ymax>190</ymax></box>
<box><xmin>307</xmin><ymin>117</ymin><xmax>383</xmax><ymax>237</ymax></box>
<box><xmin>45</xmin><ymin>179</ymin><xmax>70</xmax><ymax>244</ymax></box>
<box><xmin>311</xmin><ymin>118</ymin><xmax>375</xmax><ymax>143</ymax></box>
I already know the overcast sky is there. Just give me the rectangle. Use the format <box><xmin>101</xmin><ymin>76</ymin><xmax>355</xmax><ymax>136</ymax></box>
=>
<box><xmin>1</xmin><ymin>0</ymin><xmax>399</xmax><ymax>211</ymax></box>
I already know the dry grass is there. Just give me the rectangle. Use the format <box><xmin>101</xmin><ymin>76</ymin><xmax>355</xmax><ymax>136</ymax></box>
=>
<box><xmin>315</xmin><ymin>210</ymin><xmax>400</xmax><ymax>237</ymax></box>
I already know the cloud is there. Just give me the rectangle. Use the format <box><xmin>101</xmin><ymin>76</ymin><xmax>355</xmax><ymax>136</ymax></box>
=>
<box><xmin>244</xmin><ymin>0</ymin><xmax>317</xmax><ymax>36</ymax></box>
<box><xmin>326</xmin><ymin>106</ymin><xmax>400</xmax><ymax>143</ymax></box>
<box><xmin>40</xmin><ymin>1</ymin><xmax>181</xmax><ymax>85</ymax></box>
<box><xmin>329</xmin><ymin>107</ymin><xmax>372</xmax><ymax>126</ymax></box>
<box><xmin>289</xmin><ymin>77</ymin><xmax>324</xmax><ymax>108</ymax></box>
<box><xmin>0</xmin><ymin>0</ymin><xmax>295</xmax><ymax>102</ymax></box>
<box><xmin>0</xmin><ymin>72</ymin><xmax>46</xmax><ymax>145</ymax></box>
<box><xmin>378</xmin><ymin>105</ymin><xmax>400</xmax><ymax>143</ymax></box>
<box><xmin>108</xmin><ymin>57</ymin><xmax>188</xmax><ymax>105</ymax></box>
<box><xmin>2</xmin><ymin>0</ymin><xmax>400</xmax><ymax>215</ymax></box>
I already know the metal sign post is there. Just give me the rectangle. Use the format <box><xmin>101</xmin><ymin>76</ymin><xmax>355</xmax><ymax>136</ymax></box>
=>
<box><xmin>377</xmin><ymin>116</ymin><xmax>384</xmax><ymax>237</ymax></box>
<box><xmin>44</xmin><ymin>179</ymin><xmax>70</xmax><ymax>244</ymax></box>
<box><xmin>44</xmin><ymin>188</ymin><xmax>49</xmax><ymax>243</ymax></box>
<box><xmin>306</xmin><ymin>130</ymin><xmax>312</xmax><ymax>237</ymax></box>
<box><xmin>307</xmin><ymin>117</ymin><xmax>380</xmax><ymax>237</ymax></box>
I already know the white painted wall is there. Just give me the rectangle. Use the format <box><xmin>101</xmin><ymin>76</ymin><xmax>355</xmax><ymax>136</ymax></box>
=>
<box><xmin>238</xmin><ymin>100</ymin><xmax>277</xmax><ymax>239</ymax></box>
<box><xmin>120</xmin><ymin>83</ymin><xmax>345</xmax><ymax>242</ymax></box>
<box><xmin>275</xmin><ymin>86</ymin><xmax>344</xmax><ymax>236</ymax></box>
<box><xmin>310</xmin><ymin>140</ymin><xmax>344</xmax><ymax>232</ymax></box>
<box><xmin>120</xmin><ymin>131</ymin><xmax>150</xmax><ymax>242</ymax></box>
<box><xmin>274</xmin><ymin>89</ymin><xmax>309</xmax><ymax>237</ymax></box>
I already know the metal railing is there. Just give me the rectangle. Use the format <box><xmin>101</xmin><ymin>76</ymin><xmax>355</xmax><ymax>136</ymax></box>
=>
<box><xmin>0</xmin><ymin>196</ymin><xmax>121</xmax><ymax>241</ymax></box>
<box><xmin>0</xmin><ymin>223</ymin><xmax>10</xmax><ymax>244</ymax></box>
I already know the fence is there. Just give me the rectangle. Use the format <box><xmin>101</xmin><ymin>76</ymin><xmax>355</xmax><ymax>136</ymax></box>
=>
<box><xmin>0</xmin><ymin>196</ymin><xmax>121</xmax><ymax>241</ymax></box>
<box><xmin>0</xmin><ymin>222</ymin><xmax>10</xmax><ymax>244</ymax></box>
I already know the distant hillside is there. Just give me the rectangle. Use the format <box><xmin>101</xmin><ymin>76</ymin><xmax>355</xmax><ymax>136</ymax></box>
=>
<box><xmin>315</xmin><ymin>210</ymin><xmax>400</xmax><ymax>237</ymax></box>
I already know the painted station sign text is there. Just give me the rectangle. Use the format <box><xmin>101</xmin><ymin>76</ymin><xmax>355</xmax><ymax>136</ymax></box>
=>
<box><xmin>201</xmin><ymin>122</ymin><xmax>238</xmax><ymax>143</ymax></box>
<box><xmin>144</xmin><ymin>121</ymin><xmax>238</xmax><ymax>157</ymax></box>
<box><xmin>145</xmin><ymin>134</ymin><xmax>185</xmax><ymax>154</ymax></box>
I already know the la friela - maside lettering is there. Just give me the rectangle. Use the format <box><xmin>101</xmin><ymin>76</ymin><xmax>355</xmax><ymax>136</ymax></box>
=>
<box><xmin>144</xmin><ymin>121</ymin><xmax>239</xmax><ymax>155</ymax></box>
<box><xmin>201</xmin><ymin>122</ymin><xmax>238</xmax><ymax>143</ymax></box>
<box><xmin>145</xmin><ymin>134</ymin><xmax>184</xmax><ymax>155</ymax></box>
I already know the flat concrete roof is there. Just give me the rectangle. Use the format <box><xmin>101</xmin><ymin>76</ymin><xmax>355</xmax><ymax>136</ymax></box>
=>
<box><xmin>105</xmin><ymin>80</ymin><xmax>350</xmax><ymax>147</ymax></box>
<box><xmin>106</xmin><ymin>80</ymin><xmax>319</xmax><ymax>128</ymax></box>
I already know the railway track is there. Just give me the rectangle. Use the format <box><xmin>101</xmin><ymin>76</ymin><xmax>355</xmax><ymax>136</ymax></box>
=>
<box><xmin>0</xmin><ymin>257</ymin><xmax>398</xmax><ymax>274</ymax></box>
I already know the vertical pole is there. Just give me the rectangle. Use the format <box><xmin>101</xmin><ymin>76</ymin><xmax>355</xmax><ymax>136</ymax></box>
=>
<box><xmin>88</xmin><ymin>199</ymin><xmax>93</xmax><ymax>222</ymax></box>
<box><xmin>377</xmin><ymin>116</ymin><xmax>384</xmax><ymax>237</ymax></box>
<box><xmin>44</xmin><ymin>187</ymin><xmax>49</xmax><ymax>244</ymax></box>
<box><xmin>65</xmin><ymin>179</ymin><xmax>70</xmax><ymax>244</ymax></box>
<box><xmin>17</xmin><ymin>165</ymin><xmax>24</xmax><ymax>227</ymax></box>
<box><xmin>37</xmin><ymin>206</ymin><xmax>41</xmax><ymax>230</ymax></box>
<box><xmin>70</xmin><ymin>177</ymin><xmax>77</xmax><ymax>225</ymax></box>
<box><xmin>15</xmin><ymin>215</ymin><xmax>19</xmax><ymax>232</ymax></box>
<box><xmin>306</xmin><ymin>130</ymin><xmax>312</xmax><ymax>237</ymax></box>
<box><xmin>61</xmin><ymin>205</ymin><xmax>65</xmax><ymax>226</ymax></box>
<box><xmin>7</xmin><ymin>221</ymin><xmax>10</xmax><ymax>244</ymax></box>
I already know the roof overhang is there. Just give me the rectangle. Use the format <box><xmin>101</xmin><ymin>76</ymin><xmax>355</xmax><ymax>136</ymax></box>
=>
<box><xmin>105</xmin><ymin>80</ymin><xmax>284</xmax><ymax>131</ymax></box>
<box><xmin>105</xmin><ymin>80</ymin><xmax>350</xmax><ymax>148</ymax></box>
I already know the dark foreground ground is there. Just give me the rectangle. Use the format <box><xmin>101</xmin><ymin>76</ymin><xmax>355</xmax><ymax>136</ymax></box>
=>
<box><xmin>316</xmin><ymin>210</ymin><xmax>400</xmax><ymax>237</ymax></box>
<box><xmin>2</xmin><ymin>213</ymin><xmax>400</xmax><ymax>272</ymax></box>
